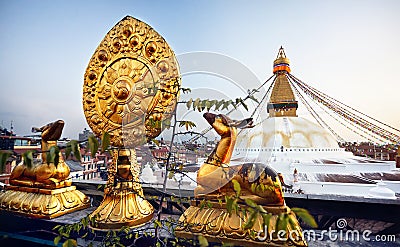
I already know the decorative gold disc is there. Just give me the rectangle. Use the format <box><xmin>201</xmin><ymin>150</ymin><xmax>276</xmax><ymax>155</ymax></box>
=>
<box><xmin>83</xmin><ymin>16</ymin><xmax>180</xmax><ymax>147</ymax></box>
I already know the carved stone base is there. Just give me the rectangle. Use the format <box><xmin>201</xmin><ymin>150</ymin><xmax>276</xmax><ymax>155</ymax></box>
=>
<box><xmin>0</xmin><ymin>185</ymin><xmax>90</xmax><ymax>219</ymax></box>
<box><xmin>89</xmin><ymin>183</ymin><xmax>154</xmax><ymax>230</ymax></box>
<box><xmin>175</xmin><ymin>200</ymin><xmax>307</xmax><ymax>247</ymax></box>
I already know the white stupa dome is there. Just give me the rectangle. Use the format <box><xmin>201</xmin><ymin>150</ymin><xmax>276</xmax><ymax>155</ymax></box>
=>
<box><xmin>236</xmin><ymin>116</ymin><xmax>339</xmax><ymax>149</ymax></box>
<box><xmin>141</xmin><ymin>164</ymin><xmax>157</xmax><ymax>183</ymax></box>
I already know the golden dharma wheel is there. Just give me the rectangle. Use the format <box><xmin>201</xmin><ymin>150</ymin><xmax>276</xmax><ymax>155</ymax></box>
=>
<box><xmin>83</xmin><ymin>16</ymin><xmax>181</xmax><ymax>147</ymax></box>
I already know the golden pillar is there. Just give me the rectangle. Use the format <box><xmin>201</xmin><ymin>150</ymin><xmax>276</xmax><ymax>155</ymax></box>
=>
<box><xmin>90</xmin><ymin>149</ymin><xmax>154</xmax><ymax>229</ymax></box>
<box><xmin>83</xmin><ymin>16</ymin><xmax>180</xmax><ymax>229</ymax></box>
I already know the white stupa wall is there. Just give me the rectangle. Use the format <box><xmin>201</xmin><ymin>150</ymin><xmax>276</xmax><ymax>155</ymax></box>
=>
<box><xmin>298</xmin><ymin>181</ymin><xmax>377</xmax><ymax>197</ymax></box>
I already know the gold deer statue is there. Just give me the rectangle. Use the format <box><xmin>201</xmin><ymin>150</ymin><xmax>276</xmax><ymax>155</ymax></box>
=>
<box><xmin>0</xmin><ymin>120</ymin><xmax>89</xmax><ymax>218</ymax></box>
<box><xmin>176</xmin><ymin>113</ymin><xmax>307</xmax><ymax>246</ymax></box>
<box><xmin>10</xmin><ymin>120</ymin><xmax>71</xmax><ymax>188</ymax></box>
<box><xmin>195</xmin><ymin>113</ymin><xmax>285</xmax><ymax>205</ymax></box>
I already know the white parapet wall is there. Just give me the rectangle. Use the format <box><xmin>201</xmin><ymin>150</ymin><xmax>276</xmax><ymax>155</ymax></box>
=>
<box><xmin>373</xmin><ymin>180</ymin><xmax>400</xmax><ymax>194</ymax></box>
<box><xmin>298</xmin><ymin>181</ymin><xmax>377</xmax><ymax>197</ymax></box>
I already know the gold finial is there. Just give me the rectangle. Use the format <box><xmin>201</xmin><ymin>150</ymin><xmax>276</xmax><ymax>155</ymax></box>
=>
<box><xmin>273</xmin><ymin>46</ymin><xmax>291</xmax><ymax>74</ymax></box>
<box><xmin>268</xmin><ymin>47</ymin><xmax>298</xmax><ymax>117</ymax></box>
<box><xmin>277</xmin><ymin>46</ymin><xmax>287</xmax><ymax>58</ymax></box>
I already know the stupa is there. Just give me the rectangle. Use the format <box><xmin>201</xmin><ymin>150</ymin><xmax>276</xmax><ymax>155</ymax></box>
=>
<box><xmin>230</xmin><ymin>47</ymin><xmax>399</xmax><ymax>197</ymax></box>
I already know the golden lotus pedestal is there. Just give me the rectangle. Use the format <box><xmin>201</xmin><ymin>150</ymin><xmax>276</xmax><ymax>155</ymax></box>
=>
<box><xmin>175</xmin><ymin>200</ymin><xmax>307</xmax><ymax>247</ymax></box>
<box><xmin>89</xmin><ymin>149</ymin><xmax>154</xmax><ymax>230</ymax></box>
<box><xmin>0</xmin><ymin>184</ymin><xmax>90</xmax><ymax>219</ymax></box>
<box><xmin>89</xmin><ymin>182</ymin><xmax>154</xmax><ymax>230</ymax></box>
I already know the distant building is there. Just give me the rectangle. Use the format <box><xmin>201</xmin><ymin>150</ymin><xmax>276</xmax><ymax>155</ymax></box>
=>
<box><xmin>78</xmin><ymin>128</ymin><xmax>93</xmax><ymax>143</ymax></box>
<box><xmin>339</xmin><ymin>142</ymin><xmax>398</xmax><ymax>161</ymax></box>
<box><xmin>0</xmin><ymin>136</ymin><xmax>15</xmax><ymax>151</ymax></box>
<box><xmin>0</xmin><ymin>133</ymin><xmax>40</xmax><ymax>184</ymax></box>
<box><xmin>0</xmin><ymin>125</ymin><xmax>13</xmax><ymax>137</ymax></box>
<box><xmin>150</xmin><ymin>146</ymin><xmax>169</xmax><ymax>161</ymax></box>
<box><xmin>65</xmin><ymin>160</ymin><xmax>85</xmax><ymax>179</ymax></box>
<box><xmin>0</xmin><ymin>125</ymin><xmax>15</xmax><ymax>150</ymax></box>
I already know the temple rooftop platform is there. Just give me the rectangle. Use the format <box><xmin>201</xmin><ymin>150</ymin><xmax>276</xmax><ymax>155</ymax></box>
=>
<box><xmin>1</xmin><ymin>179</ymin><xmax>399</xmax><ymax>246</ymax></box>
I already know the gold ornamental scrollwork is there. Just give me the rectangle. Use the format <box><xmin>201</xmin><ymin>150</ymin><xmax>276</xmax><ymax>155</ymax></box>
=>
<box><xmin>83</xmin><ymin>16</ymin><xmax>180</xmax><ymax>148</ymax></box>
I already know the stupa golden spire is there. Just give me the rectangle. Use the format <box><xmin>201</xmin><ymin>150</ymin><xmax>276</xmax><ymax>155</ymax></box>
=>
<box><xmin>267</xmin><ymin>47</ymin><xmax>298</xmax><ymax>117</ymax></box>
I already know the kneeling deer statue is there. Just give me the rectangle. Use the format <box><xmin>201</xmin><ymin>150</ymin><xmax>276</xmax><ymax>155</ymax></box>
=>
<box><xmin>195</xmin><ymin>113</ymin><xmax>285</xmax><ymax>205</ymax></box>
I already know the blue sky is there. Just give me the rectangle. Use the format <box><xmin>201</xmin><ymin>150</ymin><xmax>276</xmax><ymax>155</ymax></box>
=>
<box><xmin>0</xmin><ymin>0</ymin><xmax>399</xmax><ymax>140</ymax></box>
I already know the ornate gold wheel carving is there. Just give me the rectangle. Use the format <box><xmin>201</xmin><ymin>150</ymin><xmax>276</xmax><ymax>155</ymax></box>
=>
<box><xmin>83</xmin><ymin>16</ymin><xmax>180</xmax><ymax>147</ymax></box>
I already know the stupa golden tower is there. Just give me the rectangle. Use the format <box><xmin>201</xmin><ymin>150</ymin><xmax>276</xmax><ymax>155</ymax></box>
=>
<box><xmin>268</xmin><ymin>47</ymin><xmax>298</xmax><ymax>117</ymax></box>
